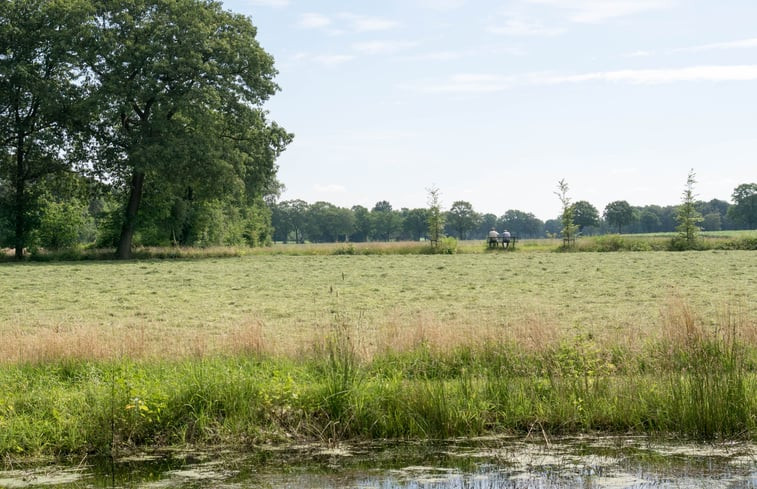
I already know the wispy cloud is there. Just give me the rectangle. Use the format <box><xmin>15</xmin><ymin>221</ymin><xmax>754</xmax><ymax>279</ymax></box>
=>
<box><xmin>544</xmin><ymin>65</ymin><xmax>757</xmax><ymax>84</ymax></box>
<box><xmin>338</xmin><ymin>13</ymin><xmax>399</xmax><ymax>32</ymax></box>
<box><xmin>673</xmin><ymin>38</ymin><xmax>757</xmax><ymax>53</ymax></box>
<box><xmin>312</xmin><ymin>54</ymin><xmax>355</xmax><ymax>66</ymax></box>
<box><xmin>525</xmin><ymin>0</ymin><xmax>676</xmax><ymax>23</ymax></box>
<box><xmin>403</xmin><ymin>45</ymin><xmax>525</xmax><ymax>62</ymax></box>
<box><xmin>352</xmin><ymin>40</ymin><xmax>418</xmax><ymax>55</ymax></box>
<box><xmin>418</xmin><ymin>73</ymin><xmax>519</xmax><ymax>93</ymax></box>
<box><xmin>297</xmin><ymin>12</ymin><xmax>399</xmax><ymax>33</ymax></box>
<box><xmin>298</xmin><ymin>12</ymin><xmax>331</xmax><ymax>29</ymax></box>
<box><xmin>412</xmin><ymin>65</ymin><xmax>757</xmax><ymax>93</ymax></box>
<box><xmin>488</xmin><ymin>16</ymin><xmax>565</xmax><ymax>36</ymax></box>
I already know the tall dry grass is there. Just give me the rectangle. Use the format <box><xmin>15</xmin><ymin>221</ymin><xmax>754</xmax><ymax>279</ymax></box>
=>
<box><xmin>2</xmin><ymin>294</ymin><xmax>754</xmax><ymax>371</ymax></box>
<box><xmin>0</xmin><ymin>319</ymin><xmax>269</xmax><ymax>365</ymax></box>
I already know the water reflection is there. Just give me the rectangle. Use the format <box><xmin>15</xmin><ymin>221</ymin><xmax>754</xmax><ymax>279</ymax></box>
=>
<box><xmin>1</xmin><ymin>437</ymin><xmax>755</xmax><ymax>488</ymax></box>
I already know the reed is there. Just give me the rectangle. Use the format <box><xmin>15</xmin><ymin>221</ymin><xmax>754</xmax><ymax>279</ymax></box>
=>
<box><xmin>1</xmin><ymin>303</ymin><xmax>755</xmax><ymax>458</ymax></box>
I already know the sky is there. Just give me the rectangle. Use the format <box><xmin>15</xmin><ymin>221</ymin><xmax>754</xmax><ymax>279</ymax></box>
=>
<box><xmin>221</xmin><ymin>0</ymin><xmax>757</xmax><ymax>221</ymax></box>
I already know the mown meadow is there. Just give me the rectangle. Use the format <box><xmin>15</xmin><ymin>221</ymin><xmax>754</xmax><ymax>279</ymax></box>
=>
<box><xmin>1</xmin><ymin>248</ymin><xmax>756</xmax><ymax>456</ymax></box>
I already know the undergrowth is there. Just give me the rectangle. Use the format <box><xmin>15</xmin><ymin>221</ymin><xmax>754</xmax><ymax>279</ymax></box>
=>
<box><xmin>1</xmin><ymin>304</ymin><xmax>755</xmax><ymax>457</ymax></box>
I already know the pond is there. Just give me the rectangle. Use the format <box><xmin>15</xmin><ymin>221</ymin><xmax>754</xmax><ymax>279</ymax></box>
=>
<box><xmin>1</xmin><ymin>437</ymin><xmax>755</xmax><ymax>488</ymax></box>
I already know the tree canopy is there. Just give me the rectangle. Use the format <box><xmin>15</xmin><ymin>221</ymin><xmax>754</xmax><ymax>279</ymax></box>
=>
<box><xmin>1</xmin><ymin>0</ymin><xmax>291</xmax><ymax>258</ymax></box>
<box><xmin>0</xmin><ymin>0</ymin><xmax>92</xmax><ymax>258</ymax></box>
<box><xmin>673</xmin><ymin>169</ymin><xmax>703</xmax><ymax>248</ymax></box>
<box><xmin>572</xmin><ymin>200</ymin><xmax>600</xmax><ymax>233</ymax></box>
<box><xmin>86</xmin><ymin>0</ymin><xmax>291</xmax><ymax>258</ymax></box>
<box><xmin>603</xmin><ymin>200</ymin><xmax>636</xmax><ymax>234</ymax></box>
<box><xmin>446</xmin><ymin>200</ymin><xmax>478</xmax><ymax>239</ymax></box>
<box><xmin>728</xmin><ymin>183</ymin><xmax>757</xmax><ymax>229</ymax></box>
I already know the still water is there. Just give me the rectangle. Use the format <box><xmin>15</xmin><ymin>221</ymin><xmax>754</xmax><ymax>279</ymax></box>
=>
<box><xmin>1</xmin><ymin>437</ymin><xmax>755</xmax><ymax>488</ymax></box>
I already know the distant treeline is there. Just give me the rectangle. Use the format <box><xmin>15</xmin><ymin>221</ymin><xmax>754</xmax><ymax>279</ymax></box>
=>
<box><xmin>271</xmin><ymin>188</ymin><xmax>757</xmax><ymax>244</ymax></box>
<box><xmin>2</xmin><ymin>179</ymin><xmax>755</xmax><ymax>252</ymax></box>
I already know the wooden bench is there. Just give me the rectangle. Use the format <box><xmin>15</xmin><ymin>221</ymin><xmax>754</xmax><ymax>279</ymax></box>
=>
<box><xmin>487</xmin><ymin>236</ymin><xmax>518</xmax><ymax>249</ymax></box>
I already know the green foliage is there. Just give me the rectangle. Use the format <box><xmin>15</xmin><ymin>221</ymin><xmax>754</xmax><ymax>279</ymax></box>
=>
<box><xmin>0</xmin><ymin>0</ymin><xmax>93</xmax><ymax>258</ymax></box>
<box><xmin>85</xmin><ymin>0</ymin><xmax>291</xmax><ymax>257</ymax></box>
<box><xmin>402</xmin><ymin>207</ymin><xmax>430</xmax><ymax>241</ymax></box>
<box><xmin>498</xmin><ymin>209</ymin><xmax>545</xmax><ymax>239</ymax></box>
<box><xmin>673</xmin><ymin>169</ymin><xmax>704</xmax><ymax>250</ymax></box>
<box><xmin>571</xmin><ymin>200</ymin><xmax>600</xmax><ymax>233</ymax></box>
<box><xmin>728</xmin><ymin>183</ymin><xmax>757</xmax><ymax>229</ymax></box>
<box><xmin>436</xmin><ymin>236</ymin><xmax>458</xmax><ymax>254</ymax></box>
<box><xmin>31</xmin><ymin>198</ymin><xmax>91</xmax><ymax>251</ymax></box>
<box><xmin>603</xmin><ymin>200</ymin><xmax>637</xmax><ymax>234</ymax></box>
<box><xmin>446</xmin><ymin>200</ymin><xmax>479</xmax><ymax>240</ymax></box>
<box><xmin>555</xmin><ymin>179</ymin><xmax>578</xmax><ymax>245</ymax></box>
<box><xmin>303</xmin><ymin>202</ymin><xmax>354</xmax><ymax>243</ymax></box>
<box><xmin>1</xmin><ymin>319</ymin><xmax>755</xmax><ymax>456</ymax></box>
<box><xmin>426</xmin><ymin>185</ymin><xmax>445</xmax><ymax>245</ymax></box>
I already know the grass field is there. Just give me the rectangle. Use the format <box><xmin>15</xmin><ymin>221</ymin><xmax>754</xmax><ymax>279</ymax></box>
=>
<box><xmin>1</xmin><ymin>251</ymin><xmax>755</xmax><ymax>362</ymax></box>
<box><xmin>1</xmin><ymin>250</ymin><xmax>756</xmax><ymax>455</ymax></box>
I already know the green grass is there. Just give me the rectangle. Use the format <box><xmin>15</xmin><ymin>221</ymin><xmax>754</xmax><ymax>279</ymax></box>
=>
<box><xmin>2</xmin><ymin>251</ymin><xmax>755</xmax><ymax>362</ymax></box>
<box><xmin>1</xmin><ymin>250</ymin><xmax>756</xmax><ymax>455</ymax></box>
<box><xmin>1</xmin><ymin>320</ymin><xmax>755</xmax><ymax>456</ymax></box>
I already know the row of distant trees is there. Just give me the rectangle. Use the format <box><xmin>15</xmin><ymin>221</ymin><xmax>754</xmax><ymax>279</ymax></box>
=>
<box><xmin>271</xmin><ymin>184</ymin><xmax>757</xmax><ymax>244</ymax></box>
<box><xmin>1</xmin><ymin>177</ymin><xmax>754</xmax><ymax>250</ymax></box>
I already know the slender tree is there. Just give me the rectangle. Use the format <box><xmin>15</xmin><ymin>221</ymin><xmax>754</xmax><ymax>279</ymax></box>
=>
<box><xmin>555</xmin><ymin>179</ymin><xmax>578</xmax><ymax>245</ymax></box>
<box><xmin>674</xmin><ymin>169</ymin><xmax>703</xmax><ymax>248</ymax></box>
<box><xmin>426</xmin><ymin>185</ymin><xmax>444</xmax><ymax>245</ymax></box>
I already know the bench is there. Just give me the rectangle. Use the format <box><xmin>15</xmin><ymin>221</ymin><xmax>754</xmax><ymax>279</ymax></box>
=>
<box><xmin>487</xmin><ymin>236</ymin><xmax>518</xmax><ymax>249</ymax></box>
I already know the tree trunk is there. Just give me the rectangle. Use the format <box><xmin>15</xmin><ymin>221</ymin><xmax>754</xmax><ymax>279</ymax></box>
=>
<box><xmin>116</xmin><ymin>170</ymin><xmax>145</xmax><ymax>259</ymax></box>
<box><xmin>13</xmin><ymin>139</ymin><xmax>25</xmax><ymax>260</ymax></box>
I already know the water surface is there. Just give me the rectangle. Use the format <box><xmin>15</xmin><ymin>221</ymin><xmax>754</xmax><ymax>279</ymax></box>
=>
<box><xmin>1</xmin><ymin>436</ymin><xmax>755</xmax><ymax>488</ymax></box>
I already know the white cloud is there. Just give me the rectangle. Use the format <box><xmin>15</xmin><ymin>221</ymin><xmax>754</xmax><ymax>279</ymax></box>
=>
<box><xmin>338</xmin><ymin>13</ymin><xmax>399</xmax><ymax>32</ymax></box>
<box><xmin>407</xmin><ymin>50</ymin><xmax>466</xmax><ymax>61</ymax></box>
<box><xmin>314</xmin><ymin>184</ymin><xmax>347</xmax><ymax>193</ymax></box>
<box><xmin>312</xmin><ymin>54</ymin><xmax>355</xmax><ymax>66</ymax></box>
<box><xmin>412</xmin><ymin>65</ymin><xmax>757</xmax><ymax>94</ymax></box>
<box><xmin>488</xmin><ymin>16</ymin><xmax>564</xmax><ymax>36</ymax></box>
<box><xmin>418</xmin><ymin>73</ymin><xmax>518</xmax><ymax>93</ymax></box>
<box><xmin>298</xmin><ymin>12</ymin><xmax>331</xmax><ymax>29</ymax></box>
<box><xmin>674</xmin><ymin>38</ymin><xmax>757</xmax><ymax>53</ymax></box>
<box><xmin>352</xmin><ymin>40</ymin><xmax>418</xmax><ymax>55</ymax></box>
<box><xmin>297</xmin><ymin>12</ymin><xmax>398</xmax><ymax>33</ymax></box>
<box><xmin>525</xmin><ymin>0</ymin><xmax>676</xmax><ymax>23</ymax></box>
<box><xmin>542</xmin><ymin>65</ymin><xmax>757</xmax><ymax>84</ymax></box>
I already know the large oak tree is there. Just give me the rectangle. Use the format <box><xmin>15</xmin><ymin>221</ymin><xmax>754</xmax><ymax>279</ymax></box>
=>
<box><xmin>87</xmin><ymin>0</ymin><xmax>290</xmax><ymax>258</ymax></box>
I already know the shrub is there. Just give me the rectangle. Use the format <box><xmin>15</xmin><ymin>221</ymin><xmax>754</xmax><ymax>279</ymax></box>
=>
<box><xmin>31</xmin><ymin>199</ymin><xmax>91</xmax><ymax>252</ymax></box>
<box><xmin>437</xmin><ymin>237</ymin><xmax>458</xmax><ymax>254</ymax></box>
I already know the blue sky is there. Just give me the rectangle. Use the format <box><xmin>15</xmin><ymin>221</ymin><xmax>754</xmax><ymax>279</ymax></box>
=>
<box><xmin>222</xmin><ymin>0</ymin><xmax>756</xmax><ymax>220</ymax></box>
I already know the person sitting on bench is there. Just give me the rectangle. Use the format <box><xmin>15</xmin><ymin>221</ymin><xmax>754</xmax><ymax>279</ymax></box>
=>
<box><xmin>488</xmin><ymin>228</ymin><xmax>499</xmax><ymax>248</ymax></box>
<box><xmin>501</xmin><ymin>229</ymin><xmax>511</xmax><ymax>248</ymax></box>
